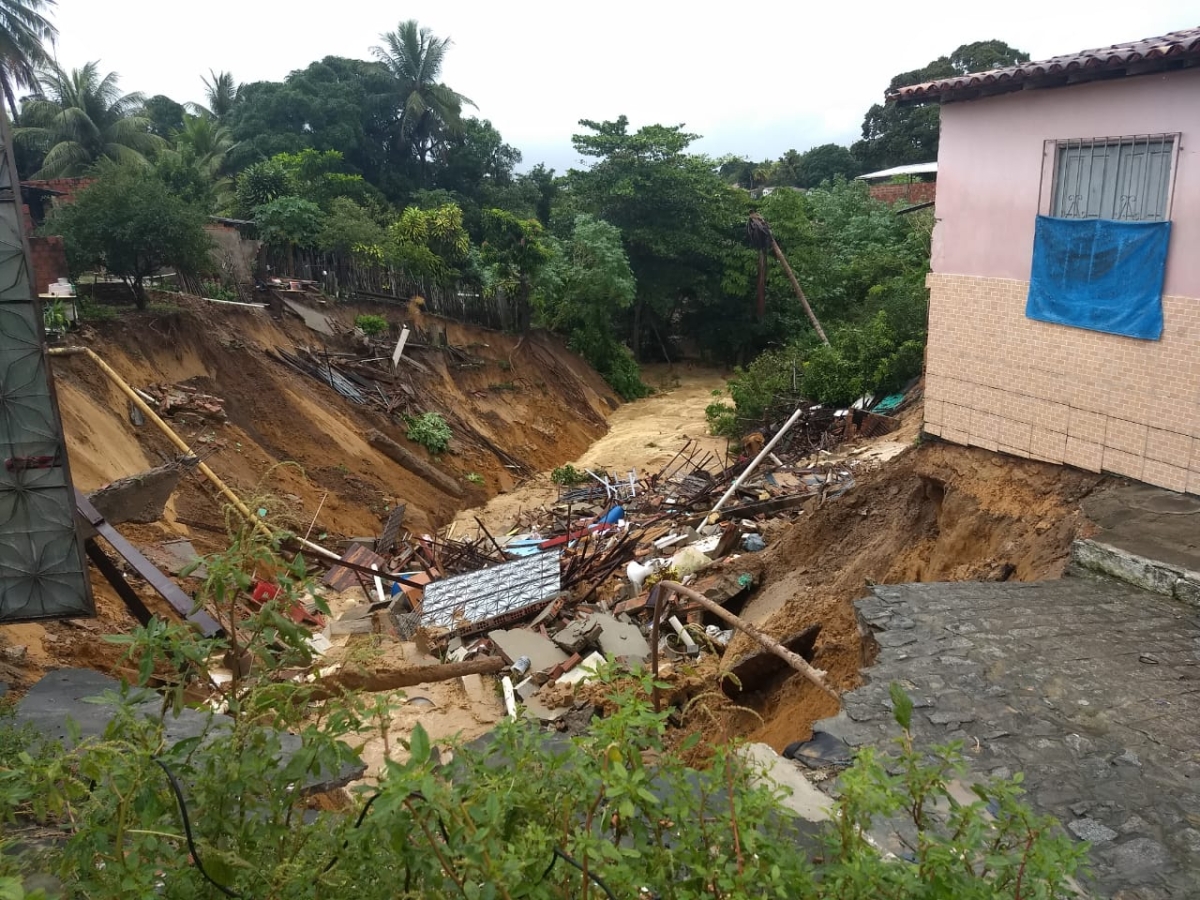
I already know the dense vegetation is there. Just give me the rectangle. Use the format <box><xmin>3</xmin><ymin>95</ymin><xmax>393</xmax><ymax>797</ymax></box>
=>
<box><xmin>4</xmin><ymin>7</ymin><xmax>1016</xmax><ymax>407</ymax></box>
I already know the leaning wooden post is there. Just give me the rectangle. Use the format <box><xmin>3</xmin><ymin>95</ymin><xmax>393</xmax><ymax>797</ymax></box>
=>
<box><xmin>657</xmin><ymin>580</ymin><xmax>838</xmax><ymax>699</ymax></box>
<box><xmin>770</xmin><ymin>238</ymin><xmax>830</xmax><ymax>346</ymax></box>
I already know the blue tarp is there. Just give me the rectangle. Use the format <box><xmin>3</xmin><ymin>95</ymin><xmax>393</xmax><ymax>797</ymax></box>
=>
<box><xmin>1025</xmin><ymin>216</ymin><xmax>1171</xmax><ymax>340</ymax></box>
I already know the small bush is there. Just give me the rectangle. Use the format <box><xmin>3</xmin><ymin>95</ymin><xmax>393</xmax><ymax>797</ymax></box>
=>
<box><xmin>200</xmin><ymin>279</ymin><xmax>239</xmax><ymax>303</ymax></box>
<box><xmin>465</xmin><ymin>472</ymin><xmax>484</xmax><ymax>485</ymax></box>
<box><xmin>355</xmin><ymin>314</ymin><xmax>388</xmax><ymax>337</ymax></box>
<box><xmin>705</xmin><ymin>390</ymin><xmax>739</xmax><ymax>437</ymax></box>
<box><xmin>550</xmin><ymin>464</ymin><xmax>586</xmax><ymax>485</ymax></box>
<box><xmin>406</xmin><ymin>411</ymin><xmax>452</xmax><ymax>454</ymax></box>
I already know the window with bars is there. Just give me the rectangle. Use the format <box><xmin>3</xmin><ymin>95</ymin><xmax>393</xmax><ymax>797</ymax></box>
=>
<box><xmin>1041</xmin><ymin>134</ymin><xmax>1179</xmax><ymax>222</ymax></box>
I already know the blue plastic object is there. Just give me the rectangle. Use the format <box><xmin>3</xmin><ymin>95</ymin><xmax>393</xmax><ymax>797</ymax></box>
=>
<box><xmin>1026</xmin><ymin>215</ymin><xmax>1170</xmax><ymax>340</ymax></box>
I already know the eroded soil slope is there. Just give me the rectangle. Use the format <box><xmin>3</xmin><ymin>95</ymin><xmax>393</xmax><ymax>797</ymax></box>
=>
<box><xmin>0</xmin><ymin>298</ymin><xmax>617</xmax><ymax>687</ymax></box>
<box><xmin>723</xmin><ymin>441</ymin><xmax>1105</xmax><ymax>751</ymax></box>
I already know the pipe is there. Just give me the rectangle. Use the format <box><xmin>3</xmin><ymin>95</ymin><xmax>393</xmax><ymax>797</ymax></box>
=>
<box><xmin>709</xmin><ymin>406</ymin><xmax>805</xmax><ymax>517</ymax></box>
<box><xmin>48</xmin><ymin>346</ymin><xmax>341</xmax><ymax>562</ymax></box>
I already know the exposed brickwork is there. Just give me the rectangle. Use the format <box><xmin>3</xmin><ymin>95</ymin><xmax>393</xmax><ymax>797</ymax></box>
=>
<box><xmin>23</xmin><ymin>177</ymin><xmax>95</xmax><ymax>206</ymax></box>
<box><xmin>923</xmin><ymin>273</ymin><xmax>1200</xmax><ymax>495</ymax></box>
<box><xmin>29</xmin><ymin>235</ymin><xmax>68</xmax><ymax>295</ymax></box>
<box><xmin>868</xmin><ymin>181</ymin><xmax>936</xmax><ymax>205</ymax></box>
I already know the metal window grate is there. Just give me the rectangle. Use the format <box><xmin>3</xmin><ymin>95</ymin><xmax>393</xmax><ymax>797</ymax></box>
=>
<box><xmin>1040</xmin><ymin>134</ymin><xmax>1180</xmax><ymax>223</ymax></box>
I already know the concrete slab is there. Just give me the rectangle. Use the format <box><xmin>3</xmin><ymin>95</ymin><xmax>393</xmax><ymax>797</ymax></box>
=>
<box><xmin>488</xmin><ymin>628</ymin><xmax>568</xmax><ymax>672</ymax></box>
<box><xmin>826</xmin><ymin>575</ymin><xmax>1200</xmax><ymax>898</ymax></box>
<box><xmin>741</xmin><ymin>742</ymin><xmax>831</xmax><ymax>824</ymax></box>
<box><xmin>1082</xmin><ymin>482</ymin><xmax>1200</xmax><ymax>575</ymax></box>
<box><xmin>589</xmin><ymin>613</ymin><xmax>651</xmax><ymax>661</ymax></box>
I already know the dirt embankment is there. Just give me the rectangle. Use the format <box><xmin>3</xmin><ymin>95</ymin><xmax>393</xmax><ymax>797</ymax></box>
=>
<box><xmin>720</xmin><ymin>440</ymin><xmax>1105</xmax><ymax>752</ymax></box>
<box><xmin>0</xmin><ymin>298</ymin><xmax>617</xmax><ymax>687</ymax></box>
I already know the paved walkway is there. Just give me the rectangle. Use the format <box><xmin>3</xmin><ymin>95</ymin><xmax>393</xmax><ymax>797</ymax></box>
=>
<box><xmin>816</xmin><ymin>575</ymin><xmax>1200</xmax><ymax>899</ymax></box>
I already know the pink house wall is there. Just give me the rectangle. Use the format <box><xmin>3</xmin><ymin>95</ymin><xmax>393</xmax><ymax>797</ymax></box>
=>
<box><xmin>923</xmin><ymin>67</ymin><xmax>1200</xmax><ymax>495</ymax></box>
<box><xmin>932</xmin><ymin>67</ymin><xmax>1200</xmax><ymax>297</ymax></box>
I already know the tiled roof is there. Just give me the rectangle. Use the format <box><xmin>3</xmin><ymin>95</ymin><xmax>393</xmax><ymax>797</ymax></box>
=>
<box><xmin>889</xmin><ymin>27</ymin><xmax>1200</xmax><ymax>104</ymax></box>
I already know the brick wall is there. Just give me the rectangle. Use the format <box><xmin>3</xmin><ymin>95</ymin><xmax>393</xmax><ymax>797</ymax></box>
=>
<box><xmin>922</xmin><ymin>273</ymin><xmax>1200</xmax><ymax>495</ymax></box>
<box><xmin>29</xmin><ymin>235</ymin><xmax>68</xmax><ymax>295</ymax></box>
<box><xmin>23</xmin><ymin>177</ymin><xmax>95</xmax><ymax>206</ymax></box>
<box><xmin>869</xmin><ymin>181</ymin><xmax>936</xmax><ymax>205</ymax></box>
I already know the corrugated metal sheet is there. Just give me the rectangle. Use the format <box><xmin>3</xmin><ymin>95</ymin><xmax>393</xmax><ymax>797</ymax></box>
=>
<box><xmin>890</xmin><ymin>27</ymin><xmax>1200</xmax><ymax>105</ymax></box>
<box><xmin>420</xmin><ymin>550</ymin><xmax>562</xmax><ymax>629</ymax></box>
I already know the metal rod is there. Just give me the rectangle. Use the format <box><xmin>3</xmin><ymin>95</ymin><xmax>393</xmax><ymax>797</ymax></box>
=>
<box><xmin>708</xmin><ymin>406</ymin><xmax>805</xmax><ymax>517</ymax></box>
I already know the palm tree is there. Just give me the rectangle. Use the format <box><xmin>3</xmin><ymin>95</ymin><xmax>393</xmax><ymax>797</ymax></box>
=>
<box><xmin>0</xmin><ymin>0</ymin><xmax>56</xmax><ymax>121</ymax></box>
<box><xmin>161</xmin><ymin>112</ymin><xmax>237</xmax><ymax>208</ymax></box>
<box><xmin>15</xmin><ymin>61</ymin><xmax>165</xmax><ymax>177</ymax></box>
<box><xmin>193</xmin><ymin>69</ymin><xmax>237</xmax><ymax>121</ymax></box>
<box><xmin>371</xmin><ymin>20</ymin><xmax>474</xmax><ymax>176</ymax></box>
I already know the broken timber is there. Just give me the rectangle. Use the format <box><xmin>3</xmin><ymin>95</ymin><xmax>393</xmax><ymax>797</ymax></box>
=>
<box><xmin>310</xmin><ymin>656</ymin><xmax>505</xmax><ymax>699</ymax></box>
<box><xmin>74</xmin><ymin>490</ymin><xmax>220</xmax><ymax>636</ymax></box>
<box><xmin>367</xmin><ymin>430</ymin><xmax>464</xmax><ymax>498</ymax></box>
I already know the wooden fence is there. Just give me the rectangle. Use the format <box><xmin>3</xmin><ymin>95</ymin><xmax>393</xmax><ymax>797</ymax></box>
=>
<box><xmin>263</xmin><ymin>247</ymin><xmax>524</xmax><ymax>332</ymax></box>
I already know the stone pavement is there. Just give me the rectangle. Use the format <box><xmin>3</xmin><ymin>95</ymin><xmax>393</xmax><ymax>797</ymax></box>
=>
<box><xmin>814</xmin><ymin>574</ymin><xmax>1200</xmax><ymax>899</ymax></box>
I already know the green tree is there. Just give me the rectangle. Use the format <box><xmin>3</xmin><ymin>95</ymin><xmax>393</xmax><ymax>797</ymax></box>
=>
<box><xmin>255</xmin><ymin>195</ymin><xmax>325</xmax><ymax>249</ymax></box>
<box><xmin>0</xmin><ymin>0</ymin><xmax>55</xmax><ymax>121</ymax></box>
<box><xmin>227</xmin><ymin>58</ymin><xmax>400</xmax><ymax>197</ymax></box>
<box><xmin>141</xmin><ymin>93</ymin><xmax>184</xmax><ymax>138</ymax></box>
<box><xmin>852</xmin><ymin>40</ymin><xmax>1029</xmax><ymax>170</ymax></box>
<box><xmin>477</xmin><ymin>208</ymin><xmax>551</xmax><ymax>331</ymax></box>
<box><xmin>156</xmin><ymin>113</ymin><xmax>237</xmax><ymax>211</ymax></box>
<box><xmin>317</xmin><ymin>196</ymin><xmax>385</xmax><ymax>255</ymax></box>
<box><xmin>47</xmin><ymin>163</ymin><xmax>212</xmax><ymax>307</ymax></box>
<box><xmin>196</xmin><ymin>68</ymin><xmax>238</xmax><ymax>121</ymax></box>
<box><xmin>235</xmin><ymin>157</ymin><xmax>290</xmax><ymax>216</ymax></box>
<box><xmin>795</xmin><ymin>143</ymin><xmax>860</xmax><ymax>187</ymax></box>
<box><xmin>386</xmin><ymin>202</ymin><xmax>470</xmax><ymax>284</ymax></box>
<box><xmin>539</xmin><ymin>214</ymin><xmax>647</xmax><ymax>398</ymax></box>
<box><xmin>569</xmin><ymin>116</ymin><xmax>745</xmax><ymax>359</ymax></box>
<box><xmin>371</xmin><ymin>20</ymin><xmax>475</xmax><ymax>183</ymax></box>
<box><xmin>16</xmin><ymin>62</ymin><xmax>165</xmax><ymax>177</ymax></box>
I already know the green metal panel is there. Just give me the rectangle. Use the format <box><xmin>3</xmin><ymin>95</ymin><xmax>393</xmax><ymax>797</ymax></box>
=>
<box><xmin>0</xmin><ymin>106</ymin><xmax>92</xmax><ymax>621</ymax></box>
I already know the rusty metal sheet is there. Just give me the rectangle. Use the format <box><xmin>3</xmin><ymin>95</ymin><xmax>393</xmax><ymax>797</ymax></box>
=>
<box><xmin>323</xmin><ymin>543</ymin><xmax>388</xmax><ymax>593</ymax></box>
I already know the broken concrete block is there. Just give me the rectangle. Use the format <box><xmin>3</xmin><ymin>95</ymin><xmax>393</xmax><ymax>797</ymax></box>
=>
<box><xmin>88</xmin><ymin>462</ymin><xmax>187</xmax><ymax>526</ymax></box>
<box><xmin>330</xmin><ymin>617</ymin><xmax>375</xmax><ymax>635</ymax></box>
<box><xmin>557</xmin><ymin>651</ymin><xmax>607</xmax><ymax>686</ymax></box>
<box><xmin>589</xmin><ymin>613</ymin><xmax>651</xmax><ymax>661</ymax></box>
<box><xmin>460</xmin><ymin>673</ymin><xmax>488</xmax><ymax>705</ymax></box>
<box><xmin>553</xmin><ymin>618</ymin><xmax>604</xmax><ymax>654</ymax></box>
<box><xmin>488</xmin><ymin>628</ymin><xmax>568</xmax><ymax>673</ymax></box>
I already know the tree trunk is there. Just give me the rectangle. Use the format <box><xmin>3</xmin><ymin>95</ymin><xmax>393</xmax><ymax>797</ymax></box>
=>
<box><xmin>631</xmin><ymin>298</ymin><xmax>643</xmax><ymax>361</ymax></box>
<box><xmin>309</xmin><ymin>656</ymin><xmax>506</xmax><ymax>700</ymax></box>
<box><xmin>770</xmin><ymin>239</ymin><xmax>830</xmax><ymax>345</ymax></box>
<box><xmin>131</xmin><ymin>277</ymin><xmax>148</xmax><ymax>310</ymax></box>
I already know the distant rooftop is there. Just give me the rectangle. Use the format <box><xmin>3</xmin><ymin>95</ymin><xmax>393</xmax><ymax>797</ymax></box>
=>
<box><xmin>889</xmin><ymin>26</ymin><xmax>1200</xmax><ymax>105</ymax></box>
<box><xmin>856</xmin><ymin>162</ymin><xmax>937</xmax><ymax>181</ymax></box>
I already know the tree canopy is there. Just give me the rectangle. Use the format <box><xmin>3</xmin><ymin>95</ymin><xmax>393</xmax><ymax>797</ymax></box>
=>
<box><xmin>49</xmin><ymin>163</ymin><xmax>212</xmax><ymax>306</ymax></box>
<box><xmin>0</xmin><ymin>0</ymin><xmax>56</xmax><ymax>119</ymax></box>
<box><xmin>851</xmin><ymin>40</ymin><xmax>1029</xmax><ymax>170</ymax></box>
<box><xmin>16</xmin><ymin>62</ymin><xmax>164</xmax><ymax>177</ymax></box>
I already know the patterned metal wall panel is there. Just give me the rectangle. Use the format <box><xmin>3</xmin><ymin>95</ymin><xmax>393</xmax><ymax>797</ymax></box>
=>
<box><xmin>0</xmin><ymin>110</ymin><xmax>92</xmax><ymax>621</ymax></box>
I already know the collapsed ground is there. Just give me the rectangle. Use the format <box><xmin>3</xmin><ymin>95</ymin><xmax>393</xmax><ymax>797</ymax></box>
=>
<box><xmin>0</xmin><ymin>299</ymin><xmax>1111</xmax><ymax>761</ymax></box>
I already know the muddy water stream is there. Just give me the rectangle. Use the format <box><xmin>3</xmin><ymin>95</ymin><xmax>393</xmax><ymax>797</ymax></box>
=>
<box><xmin>453</xmin><ymin>365</ymin><xmax>730</xmax><ymax>537</ymax></box>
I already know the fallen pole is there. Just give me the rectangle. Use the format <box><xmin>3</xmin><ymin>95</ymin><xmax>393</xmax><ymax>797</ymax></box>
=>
<box><xmin>48</xmin><ymin>346</ymin><xmax>342</xmax><ymax>563</ymax></box>
<box><xmin>708</xmin><ymin>406</ymin><xmax>805</xmax><ymax>517</ymax></box>
<box><xmin>656</xmin><ymin>580</ymin><xmax>837</xmax><ymax>699</ymax></box>
<box><xmin>309</xmin><ymin>656</ymin><xmax>506</xmax><ymax>699</ymax></box>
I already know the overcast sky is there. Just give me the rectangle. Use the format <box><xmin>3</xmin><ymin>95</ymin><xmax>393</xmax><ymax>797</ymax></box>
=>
<box><xmin>48</xmin><ymin>1</ymin><xmax>1197</xmax><ymax>172</ymax></box>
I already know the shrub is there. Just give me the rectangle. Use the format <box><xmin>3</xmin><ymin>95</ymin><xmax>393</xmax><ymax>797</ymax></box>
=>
<box><xmin>465</xmin><ymin>472</ymin><xmax>484</xmax><ymax>485</ymax></box>
<box><xmin>550</xmin><ymin>464</ymin><xmax>586</xmax><ymax>485</ymax></box>
<box><xmin>355</xmin><ymin>314</ymin><xmax>388</xmax><ymax>337</ymax></box>
<box><xmin>705</xmin><ymin>391</ymin><xmax>739</xmax><ymax>437</ymax></box>
<box><xmin>406</xmin><ymin>412</ymin><xmax>451</xmax><ymax>454</ymax></box>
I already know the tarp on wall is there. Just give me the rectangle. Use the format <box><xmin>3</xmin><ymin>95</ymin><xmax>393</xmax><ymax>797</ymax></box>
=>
<box><xmin>1025</xmin><ymin>216</ymin><xmax>1171</xmax><ymax>341</ymax></box>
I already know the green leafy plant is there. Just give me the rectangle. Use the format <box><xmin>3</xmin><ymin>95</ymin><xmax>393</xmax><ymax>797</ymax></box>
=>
<box><xmin>550</xmin><ymin>463</ymin><xmax>586</xmax><ymax>485</ymax></box>
<box><xmin>405</xmin><ymin>411</ymin><xmax>452</xmax><ymax>454</ymax></box>
<box><xmin>354</xmin><ymin>313</ymin><xmax>388</xmax><ymax>336</ymax></box>
<box><xmin>42</xmin><ymin>299</ymin><xmax>68</xmax><ymax>332</ymax></box>
<box><xmin>464</xmin><ymin>472</ymin><xmax>484</xmax><ymax>485</ymax></box>
<box><xmin>200</xmin><ymin>279</ymin><xmax>239</xmax><ymax>302</ymax></box>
